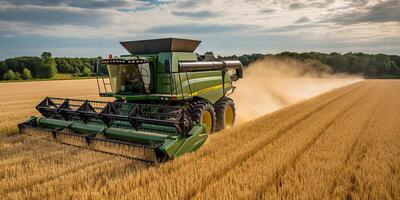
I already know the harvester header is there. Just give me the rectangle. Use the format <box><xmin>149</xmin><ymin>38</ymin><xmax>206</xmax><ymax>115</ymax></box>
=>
<box><xmin>19</xmin><ymin>38</ymin><xmax>243</xmax><ymax>164</ymax></box>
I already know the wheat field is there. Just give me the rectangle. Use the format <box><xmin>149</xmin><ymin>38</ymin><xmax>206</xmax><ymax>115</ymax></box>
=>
<box><xmin>0</xmin><ymin>79</ymin><xmax>399</xmax><ymax>199</ymax></box>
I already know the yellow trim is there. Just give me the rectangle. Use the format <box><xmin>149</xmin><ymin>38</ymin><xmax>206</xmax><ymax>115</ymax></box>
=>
<box><xmin>191</xmin><ymin>83</ymin><xmax>231</xmax><ymax>96</ymax></box>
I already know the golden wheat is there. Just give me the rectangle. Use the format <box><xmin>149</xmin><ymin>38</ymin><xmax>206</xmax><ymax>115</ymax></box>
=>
<box><xmin>0</xmin><ymin>79</ymin><xmax>399</xmax><ymax>199</ymax></box>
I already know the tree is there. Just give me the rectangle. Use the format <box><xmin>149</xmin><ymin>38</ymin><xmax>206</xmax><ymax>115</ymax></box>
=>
<box><xmin>21</xmin><ymin>68</ymin><xmax>32</xmax><ymax>80</ymax></box>
<box><xmin>303</xmin><ymin>59</ymin><xmax>333</xmax><ymax>75</ymax></box>
<box><xmin>327</xmin><ymin>55</ymin><xmax>349</xmax><ymax>73</ymax></box>
<box><xmin>41</xmin><ymin>52</ymin><xmax>52</xmax><ymax>60</ymax></box>
<box><xmin>55</xmin><ymin>58</ymin><xmax>74</xmax><ymax>73</ymax></box>
<box><xmin>4</xmin><ymin>57</ymin><xmax>42</xmax><ymax>78</ymax></box>
<box><xmin>39</xmin><ymin>52</ymin><xmax>58</xmax><ymax>78</ymax></box>
<box><xmin>14</xmin><ymin>72</ymin><xmax>22</xmax><ymax>80</ymax></box>
<box><xmin>375</xmin><ymin>54</ymin><xmax>391</xmax><ymax>76</ymax></box>
<box><xmin>0</xmin><ymin>61</ymin><xmax>8</xmax><ymax>80</ymax></box>
<box><xmin>5</xmin><ymin>58</ymin><xmax>19</xmax><ymax>72</ymax></box>
<box><xmin>389</xmin><ymin>61</ymin><xmax>400</xmax><ymax>77</ymax></box>
<box><xmin>81</xmin><ymin>66</ymin><xmax>91</xmax><ymax>76</ymax></box>
<box><xmin>348</xmin><ymin>56</ymin><xmax>367</xmax><ymax>74</ymax></box>
<box><xmin>73</xmin><ymin>67</ymin><xmax>80</xmax><ymax>75</ymax></box>
<box><xmin>3</xmin><ymin>69</ymin><xmax>15</xmax><ymax>80</ymax></box>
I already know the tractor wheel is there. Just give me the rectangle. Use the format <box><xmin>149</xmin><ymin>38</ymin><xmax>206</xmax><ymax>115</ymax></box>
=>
<box><xmin>189</xmin><ymin>101</ymin><xmax>216</xmax><ymax>134</ymax></box>
<box><xmin>215</xmin><ymin>97</ymin><xmax>236</xmax><ymax>131</ymax></box>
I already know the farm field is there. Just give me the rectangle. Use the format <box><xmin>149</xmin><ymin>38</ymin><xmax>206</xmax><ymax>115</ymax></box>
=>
<box><xmin>0</xmin><ymin>79</ymin><xmax>399</xmax><ymax>199</ymax></box>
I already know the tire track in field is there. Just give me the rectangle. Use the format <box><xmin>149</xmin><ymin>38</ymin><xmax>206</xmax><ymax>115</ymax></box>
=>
<box><xmin>1</xmin><ymin>151</ymin><xmax>111</xmax><ymax>194</ymax></box>
<box><xmin>191</xmin><ymin>81</ymin><xmax>373</xmax><ymax>199</ymax></box>
<box><xmin>2</xmin><ymin>158</ymin><xmax>110</xmax><ymax>194</ymax></box>
<box><xmin>0</xmin><ymin>149</ymin><xmax>61</xmax><ymax>167</ymax></box>
<box><xmin>7</xmin><ymin>157</ymin><xmax>119</xmax><ymax>196</ymax></box>
<box><xmin>0</xmin><ymin>193</ymin><xmax>11</xmax><ymax>200</ymax></box>
<box><xmin>0</xmin><ymin>139</ymin><xmax>62</xmax><ymax>158</ymax></box>
<box><xmin>121</xmin><ymin>82</ymin><xmax>367</xmax><ymax>199</ymax></box>
<box><xmin>329</xmin><ymin>83</ymin><xmax>400</xmax><ymax>199</ymax></box>
<box><xmin>327</xmin><ymin>85</ymin><xmax>383</xmax><ymax>198</ymax></box>
<box><xmin>0</xmin><ymin>135</ymin><xmax>58</xmax><ymax>151</ymax></box>
<box><xmin>256</xmin><ymin>82</ymin><xmax>381</xmax><ymax>198</ymax></box>
<box><xmin>84</xmin><ymin>159</ymin><xmax>150</xmax><ymax>192</ymax></box>
<box><xmin>0</xmin><ymin>136</ymin><xmax>78</xmax><ymax>159</ymax></box>
<box><xmin>12</xmin><ymin>159</ymin><xmax>147</xmax><ymax>199</ymax></box>
<box><xmin>0</xmin><ymin>144</ymin><xmax>81</xmax><ymax>169</ymax></box>
<box><xmin>0</xmin><ymin>147</ymin><xmax>83</xmax><ymax>184</ymax></box>
<box><xmin>0</xmin><ymin>134</ymin><xmax>25</xmax><ymax>144</ymax></box>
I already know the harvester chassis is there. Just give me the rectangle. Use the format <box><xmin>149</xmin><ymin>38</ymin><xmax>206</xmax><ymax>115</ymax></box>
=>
<box><xmin>18</xmin><ymin>38</ymin><xmax>242</xmax><ymax>163</ymax></box>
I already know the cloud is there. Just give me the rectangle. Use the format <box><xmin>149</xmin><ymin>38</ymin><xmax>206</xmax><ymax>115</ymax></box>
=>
<box><xmin>288</xmin><ymin>2</ymin><xmax>307</xmax><ymax>9</ymax></box>
<box><xmin>147</xmin><ymin>24</ymin><xmax>259</xmax><ymax>34</ymax></box>
<box><xmin>266</xmin><ymin>24</ymin><xmax>321</xmax><ymax>33</ymax></box>
<box><xmin>175</xmin><ymin>0</ymin><xmax>206</xmax><ymax>8</ymax></box>
<box><xmin>344</xmin><ymin>0</ymin><xmax>370</xmax><ymax>7</ymax></box>
<box><xmin>309</xmin><ymin>0</ymin><xmax>336</xmax><ymax>8</ymax></box>
<box><xmin>287</xmin><ymin>0</ymin><xmax>334</xmax><ymax>9</ymax></box>
<box><xmin>295</xmin><ymin>17</ymin><xmax>310</xmax><ymax>23</ymax></box>
<box><xmin>0</xmin><ymin>0</ymin><xmax>136</xmax><ymax>8</ymax></box>
<box><xmin>259</xmin><ymin>8</ymin><xmax>276</xmax><ymax>14</ymax></box>
<box><xmin>172</xmin><ymin>10</ymin><xmax>220</xmax><ymax>18</ymax></box>
<box><xmin>67</xmin><ymin>1</ymin><xmax>130</xmax><ymax>9</ymax></box>
<box><xmin>0</xmin><ymin>0</ymin><xmax>64</xmax><ymax>6</ymax></box>
<box><xmin>325</xmin><ymin>0</ymin><xmax>400</xmax><ymax>25</ymax></box>
<box><xmin>0</xmin><ymin>6</ymin><xmax>107</xmax><ymax>26</ymax></box>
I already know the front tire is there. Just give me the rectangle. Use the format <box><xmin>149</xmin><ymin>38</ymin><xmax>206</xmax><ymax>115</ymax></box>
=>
<box><xmin>189</xmin><ymin>101</ymin><xmax>216</xmax><ymax>134</ymax></box>
<box><xmin>215</xmin><ymin>97</ymin><xmax>236</xmax><ymax>131</ymax></box>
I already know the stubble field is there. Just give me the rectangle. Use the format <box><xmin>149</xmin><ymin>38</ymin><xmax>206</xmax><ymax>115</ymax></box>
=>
<box><xmin>0</xmin><ymin>79</ymin><xmax>399</xmax><ymax>199</ymax></box>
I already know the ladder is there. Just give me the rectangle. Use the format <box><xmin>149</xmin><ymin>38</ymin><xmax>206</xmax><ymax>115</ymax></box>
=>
<box><xmin>96</xmin><ymin>73</ymin><xmax>112</xmax><ymax>96</ymax></box>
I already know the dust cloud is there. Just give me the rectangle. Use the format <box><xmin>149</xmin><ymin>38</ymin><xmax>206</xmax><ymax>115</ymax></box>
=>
<box><xmin>231</xmin><ymin>57</ymin><xmax>361</xmax><ymax>124</ymax></box>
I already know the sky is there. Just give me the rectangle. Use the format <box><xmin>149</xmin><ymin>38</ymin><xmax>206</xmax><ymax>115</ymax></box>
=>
<box><xmin>0</xmin><ymin>0</ymin><xmax>399</xmax><ymax>59</ymax></box>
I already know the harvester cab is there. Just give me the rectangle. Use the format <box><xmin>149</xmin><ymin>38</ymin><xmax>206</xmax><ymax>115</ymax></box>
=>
<box><xmin>19</xmin><ymin>38</ymin><xmax>243</xmax><ymax>163</ymax></box>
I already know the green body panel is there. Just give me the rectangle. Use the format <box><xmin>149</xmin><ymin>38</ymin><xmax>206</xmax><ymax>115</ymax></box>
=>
<box><xmin>39</xmin><ymin>118</ymin><xmax>73</xmax><ymax>129</ymax></box>
<box><xmin>158</xmin><ymin>125</ymin><xmax>206</xmax><ymax>157</ymax></box>
<box><xmin>70</xmin><ymin>123</ymin><xmax>105</xmax><ymax>134</ymax></box>
<box><xmin>159</xmin><ymin>138</ymin><xmax>186</xmax><ymax>157</ymax></box>
<box><xmin>175</xmin><ymin>71</ymin><xmax>227</xmax><ymax>104</ymax></box>
<box><xmin>104</xmin><ymin>128</ymin><xmax>170</xmax><ymax>144</ymax></box>
<box><xmin>172</xmin><ymin>125</ymin><xmax>207</xmax><ymax>157</ymax></box>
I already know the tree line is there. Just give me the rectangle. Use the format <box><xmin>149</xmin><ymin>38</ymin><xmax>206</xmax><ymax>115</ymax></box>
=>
<box><xmin>1</xmin><ymin>51</ymin><xmax>399</xmax><ymax>81</ymax></box>
<box><xmin>0</xmin><ymin>52</ymin><xmax>97</xmax><ymax>80</ymax></box>
<box><xmin>219</xmin><ymin>52</ymin><xmax>400</xmax><ymax>78</ymax></box>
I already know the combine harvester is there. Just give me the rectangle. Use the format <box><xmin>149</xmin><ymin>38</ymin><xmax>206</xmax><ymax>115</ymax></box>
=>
<box><xmin>18</xmin><ymin>38</ymin><xmax>243</xmax><ymax>163</ymax></box>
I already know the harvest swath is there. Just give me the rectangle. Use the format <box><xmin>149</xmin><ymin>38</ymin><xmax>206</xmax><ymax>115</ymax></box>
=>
<box><xmin>0</xmin><ymin>79</ymin><xmax>399</xmax><ymax>199</ymax></box>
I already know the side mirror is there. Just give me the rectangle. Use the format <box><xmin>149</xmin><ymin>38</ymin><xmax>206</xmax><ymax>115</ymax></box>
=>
<box><xmin>230</xmin><ymin>74</ymin><xmax>239</xmax><ymax>81</ymax></box>
<box><xmin>164</xmin><ymin>60</ymin><xmax>171</xmax><ymax>73</ymax></box>
<box><xmin>235</xmin><ymin>67</ymin><xmax>243</xmax><ymax>79</ymax></box>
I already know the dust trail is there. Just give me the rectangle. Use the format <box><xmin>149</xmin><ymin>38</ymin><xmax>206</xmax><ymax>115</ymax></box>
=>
<box><xmin>231</xmin><ymin>56</ymin><xmax>361</xmax><ymax>124</ymax></box>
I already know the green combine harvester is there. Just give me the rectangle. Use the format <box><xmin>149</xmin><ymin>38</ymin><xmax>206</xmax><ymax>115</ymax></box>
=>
<box><xmin>18</xmin><ymin>38</ymin><xmax>243</xmax><ymax>163</ymax></box>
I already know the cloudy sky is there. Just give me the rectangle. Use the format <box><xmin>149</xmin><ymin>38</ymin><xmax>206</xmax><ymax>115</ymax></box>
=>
<box><xmin>0</xmin><ymin>0</ymin><xmax>399</xmax><ymax>59</ymax></box>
